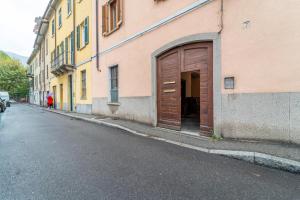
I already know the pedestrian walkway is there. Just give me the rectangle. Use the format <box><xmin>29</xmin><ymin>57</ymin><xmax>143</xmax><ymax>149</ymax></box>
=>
<box><xmin>43</xmin><ymin>107</ymin><xmax>300</xmax><ymax>173</ymax></box>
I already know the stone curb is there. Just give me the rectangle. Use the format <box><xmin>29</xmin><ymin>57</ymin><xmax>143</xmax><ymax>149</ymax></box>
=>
<box><xmin>45</xmin><ymin>109</ymin><xmax>300</xmax><ymax>174</ymax></box>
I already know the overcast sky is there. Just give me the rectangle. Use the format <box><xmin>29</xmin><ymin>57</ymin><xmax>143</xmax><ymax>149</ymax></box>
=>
<box><xmin>0</xmin><ymin>0</ymin><xmax>49</xmax><ymax>57</ymax></box>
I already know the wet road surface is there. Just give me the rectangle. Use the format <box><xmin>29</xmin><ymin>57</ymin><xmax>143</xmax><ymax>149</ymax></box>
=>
<box><xmin>0</xmin><ymin>104</ymin><xmax>299</xmax><ymax>200</ymax></box>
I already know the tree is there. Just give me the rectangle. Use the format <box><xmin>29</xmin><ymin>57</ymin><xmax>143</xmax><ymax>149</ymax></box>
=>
<box><xmin>0</xmin><ymin>52</ymin><xmax>29</xmax><ymax>100</ymax></box>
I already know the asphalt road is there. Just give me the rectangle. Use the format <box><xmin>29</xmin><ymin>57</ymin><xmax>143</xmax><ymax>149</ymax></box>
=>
<box><xmin>0</xmin><ymin>104</ymin><xmax>299</xmax><ymax>200</ymax></box>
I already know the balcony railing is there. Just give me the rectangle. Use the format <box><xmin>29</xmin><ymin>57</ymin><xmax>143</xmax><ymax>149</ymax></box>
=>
<box><xmin>51</xmin><ymin>51</ymin><xmax>75</xmax><ymax>76</ymax></box>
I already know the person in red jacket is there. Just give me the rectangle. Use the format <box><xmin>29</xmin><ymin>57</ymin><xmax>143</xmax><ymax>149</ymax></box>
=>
<box><xmin>47</xmin><ymin>92</ymin><xmax>53</xmax><ymax>109</ymax></box>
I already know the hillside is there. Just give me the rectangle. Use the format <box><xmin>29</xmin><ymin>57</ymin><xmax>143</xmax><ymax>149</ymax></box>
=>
<box><xmin>0</xmin><ymin>51</ymin><xmax>11</xmax><ymax>62</ymax></box>
<box><xmin>5</xmin><ymin>51</ymin><xmax>28</xmax><ymax>66</ymax></box>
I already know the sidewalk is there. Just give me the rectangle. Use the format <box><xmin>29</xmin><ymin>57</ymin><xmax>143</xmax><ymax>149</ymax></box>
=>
<box><xmin>43</xmin><ymin>107</ymin><xmax>300</xmax><ymax>173</ymax></box>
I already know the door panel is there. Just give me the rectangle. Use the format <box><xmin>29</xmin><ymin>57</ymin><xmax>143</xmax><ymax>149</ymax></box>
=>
<box><xmin>198</xmin><ymin>43</ymin><xmax>213</xmax><ymax>133</ymax></box>
<box><xmin>68</xmin><ymin>75</ymin><xmax>73</xmax><ymax>112</ymax></box>
<box><xmin>181</xmin><ymin>44</ymin><xmax>208</xmax><ymax>72</ymax></box>
<box><xmin>60</xmin><ymin>84</ymin><xmax>63</xmax><ymax>110</ymax></box>
<box><xmin>181</xmin><ymin>43</ymin><xmax>213</xmax><ymax>133</ymax></box>
<box><xmin>53</xmin><ymin>86</ymin><xmax>57</xmax><ymax>109</ymax></box>
<box><xmin>157</xmin><ymin>49</ymin><xmax>181</xmax><ymax>130</ymax></box>
<box><xmin>157</xmin><ymin>42</ymin><xmax>213</xmax><ymax>133</ymax></box>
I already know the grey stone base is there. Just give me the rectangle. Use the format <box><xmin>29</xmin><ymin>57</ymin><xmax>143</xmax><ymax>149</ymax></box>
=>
<box><xmin>76</xmin><ymin>104</ymin><xmax>92</xmax><ymax>114</ymax></box>
<box><xmin>92</xmin><ymin>93</ymin><xmax>300</xmax><ymax>144</ymax></box>
<box><xmin>222</xmin><ymin>92</ymin><xmax>300</xmax><ymax>144</ymax></box>
<box><xmin>92</xmin><ymin>97</ymin><xmax>153</xmax><ymax>124</ymax></box>
<box><xmin>56</xmin><ymin>103</ymin><xmax>68</xmax><ymax>111</ymax></box>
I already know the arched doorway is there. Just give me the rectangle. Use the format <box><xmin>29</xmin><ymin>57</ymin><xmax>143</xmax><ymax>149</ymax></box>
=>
<box><xmin>157</xmin><ymin>42</ymin><xmax>213</xmax><ymax>135</ymax></box>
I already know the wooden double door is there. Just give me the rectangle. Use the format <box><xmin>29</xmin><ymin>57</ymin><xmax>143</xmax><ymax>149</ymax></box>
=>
<box><xmin>157</xmin><ymin>42</ymin><xmax>213</xmax><ymax>133</ymax></box>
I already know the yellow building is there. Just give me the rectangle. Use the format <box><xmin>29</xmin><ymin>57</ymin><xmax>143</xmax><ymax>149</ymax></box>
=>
<box><xmin>28</xmin><ymin>0</ymin><xmax>94</xmax><ymax>113</ymax></box>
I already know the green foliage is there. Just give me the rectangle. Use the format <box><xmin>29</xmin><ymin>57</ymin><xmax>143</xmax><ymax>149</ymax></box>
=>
<box><xmin>0</xmin><ymin>54</ymin><xmax>29</xmax><ymax>99</ymax></box>
<box><xmin>211</xmin><ymin>134</ymin><xmax>223</xmax><ymax>141</ymax></box>
<box><xmin>0</xmin><ymin>51</ymin><xmax>11</xmax><ymax>62</ymax></box>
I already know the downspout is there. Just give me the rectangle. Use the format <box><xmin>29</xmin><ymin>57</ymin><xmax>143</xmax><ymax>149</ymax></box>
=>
<box><xmin>96</xmin><ymin>0</ymin><xmax>101</xmax><ymax>72</ymax></box>
<box><xmin>50</xmin><ymin>5</ymin><xmax>57</xmax><ymax>108</ymax></box>
<box><xmin>73</xmin><ymin>0</ymin><xmax>76</xmax><ymax>64</ymax></box>
<box><xmin>43</xmin><ymin>39</ymin><xmax>46</xmax><ymax>106</ymax></box>
<box><xmin>218</xmin><ymin>0</ymin><xmax>224</xmax><ymax>34</ymax></box>
<box><xmin>73</xmin><ymin>0</ymin><xmax>77</xmax><ymax>110</ymax></box>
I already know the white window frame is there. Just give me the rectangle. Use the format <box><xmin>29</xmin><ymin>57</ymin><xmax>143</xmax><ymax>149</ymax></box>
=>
<box><xmin>67</xmin><ymin>0</ymin><xmax>72</xmax><ymax>15</ymax></box>
<box><xmin>58</xmin><ymin>8</ymin><xmax>62</xmax><ymax>28</ymax></box>
<box><xmin>52</xmin><ymin>19</ymin><xmax>55</xmax><ymax>36</ymax></box>
<box><xmin>108</xmin><ymin>65</ymin><xmax>119</xmax><ymax>103</ymax></box>
<box><xmin>81</xmin><ymin>24</ymin><xmax>85</xmax><ymax>48</ymax></box>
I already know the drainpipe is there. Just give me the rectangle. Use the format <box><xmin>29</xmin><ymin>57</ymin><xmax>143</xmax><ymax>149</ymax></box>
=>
<box><xmin>218</xmin><ymin>0</ymin><xmax>224</xmax><ymax>34</ymax></box>
<box><xmin>96</xmin><ymin>0</ymin><xmax>101</xmax><ymax>72</ymax></box>
<box><xmin>73</xmin><ymin>0</ymin><xmax>77</xmax><ymax>110</ymax></box>
<box><xmin>73</xmin><ymin>0</ymin><xmax>76</xmax><ymax>64</ymax></box>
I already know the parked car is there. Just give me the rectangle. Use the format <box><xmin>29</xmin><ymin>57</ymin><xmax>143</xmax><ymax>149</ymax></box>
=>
<box><xmin>0</xmin><ymin>98</ymin><xmax>6</xmax><ymax>112</ymax></box>
<box><xmin>9</xmin><ymin>99</ymin><xmax>17</xmax><ymax>104</ymax></box>
<box><xmin>0</xmin><ymin>91</ymin><xmax>10</xmax><ymax>107</ymax></box>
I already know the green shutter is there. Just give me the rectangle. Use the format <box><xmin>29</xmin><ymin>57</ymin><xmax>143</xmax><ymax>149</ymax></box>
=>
<box><xmin>65</xmin><ymin>38</ymin><xmax>68</xmax><ymax>64</ymax></box>
<box><xmin>70</xmin><ymin>31</ymin><xmax>75</xmax><ymax>65</ymax></box>
<box><xmin>85</xmin><ymin>17</ymin><xmax>89</xmax><ymax>45</ymax></box>
<box><xmin>61</xmin><ymin>42</ymin><xmax>64</xmax><ymax>55</ymax></box>
<box><xmin>76</xmin><ymin>25</ymin><xmax>80</xmax><ymax>50</ymax></box>
<box><xmin>52</xmin><ymin>20</ymin><xmax>55</xmax><ymax>35</ymax></box>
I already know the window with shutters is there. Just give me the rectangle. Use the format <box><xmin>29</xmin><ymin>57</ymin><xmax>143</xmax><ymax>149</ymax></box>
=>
<box><xmin>81</xmin><ymin>70</ymin><xmax>87</xmax><ymax>99</ymax></box>
<box><xmin>64</xmin><ymin>32</ymin><xmax>75</xmax><ymax>65</ymax></box>
<box><xmin>58</xmin><ymin>8</ymin><xmax>62</xmax><ymax>28</ymax></box>
<box><xmin>102</xmin><ymin>0</ymin><xmax>123</xmax><ymax>36</ymax></box>
<box><xmin>67</xmin><ymin>0</ymin><xmax>72</xmax><ymax>15</ymax></box>
<box><xmin>81</xmin><ymin>23</ymin><xmax>85</xmax><ymax>48</ymax></box>
<box><xmin>51</xmin><ymin>19</ymin><xmax>55</xmax><ymax>36</ymax></box>
<box><xmin>76</xmin><ymin>17</ymin><xmax>89</xmax><ymax>50</ymax></box>
<box><xmin>70</xmin><ymin>31</ymin><xmax>75</xmax><ymax>64</ymax></box>
<box><xmin>46</xmin><ymin>38</ymin><xmax>48</xmax><ymax>55</ymax></box>
<box><xmin>41</xmin><ymin>44</ymin><xmax>45</xmax><ymax>63</ymax></box>
<box><xmin>109</xmin><ymin>65</ymin><xmax>118</xmax><ymax>103</ymax></box>
<box><xmin>60</xmin><ymin>41</ymin><xmax>64</xmax><ymax>60</ymax></box>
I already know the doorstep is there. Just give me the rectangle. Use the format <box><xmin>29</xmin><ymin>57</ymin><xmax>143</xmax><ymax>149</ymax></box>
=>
<box><xmin>43</xmin><ymin>107</ymin><xmax>300</xmax><ymax>173</ymax></box>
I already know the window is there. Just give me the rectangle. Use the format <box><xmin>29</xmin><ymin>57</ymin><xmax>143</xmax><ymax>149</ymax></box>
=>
<box><xmin>52</xmin><ymin>19</ymin><xmax>55</xmax><ymax>36</ymax></box>
<box><xmin>70</xmin><ymin>31</ymin><xmax>75</xmax><ymax>64</ymax></box>
<box><xmin>46</xmin><ymin>38</ymin><xmax>48</xmax><ymax>55</ymax></box>
<box><xmin>60</xmin><ymin>41</ymin><xmax>64</xmax><ymax>62</ymax></box>
<box><xmin>102</xmin><ymin>0</ymin><xmax>123</xmax><ymax>36</ymax></box>
<box><xmin>67</xmin><ymin>0</ymin><xmax>72</xmax><ymax>15</ymax></box>
<box><xmin>58</xmin><ymin>8</ymin><xmax>62</xmax><ymax>28</ymax></box>
<box><xmin>65</xmin><ymin>37</ymin><xmax>69</xmax><ymax>64</ymax></box>
<box><xmin>110</xmin><ymin>0</ymin><xmax>117</xmax><ymax>30</ymax></box>
<box><xmin>76</xmin><ymin>17</ymin><xmax>89</xmax><ymax>50</ymax></box>
<box><xmin>110</xmin><ymin>65</ymin><xmax>118</xmax><ymax>103</ymax></box>
<box><xmin>81</xmin><ymin>70</ymin><xmax>87</xmax><ymax>99</ymax></box>
<box><xmin>42</xmin><ymin>43</ymin><xmax>45</xmax><ymax>63</ymax></box>
<box><xmin>39</xmin><ymin>50</ymin><xmax>41</xmax><ymax>66</ymax></box>
<box><xmin>51</xmin><ymin>51</ymin><xmax>55</xmax><ymax>64</ymax></box>
<box><xmin>81</xmin><ymin>23</ymin><xmax>85</xmax><ymax>48</ymax></box>
<box><xmin>84</xmin><ymin>17</ymin><xmax>89</xmax><ymax>45</ymax></box>
<box><xmin>65</xmin><ymin>33</ymin><xmax>75</xmax><ymax>65</ymax></box>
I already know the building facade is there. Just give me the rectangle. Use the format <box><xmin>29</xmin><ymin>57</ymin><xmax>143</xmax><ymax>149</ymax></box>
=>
<box><xmin>28</xmin><ymin>0</ymin><xmax>300</xmax><ymax>145</ymax></box>
<box><xmin>91</xmin><ymin>0</ymin><xmax>300</xmax><ymax>144</ymax></box>
<box><xmin>27</xmin><ymin>48</ymin><xmax>46</xmax><ymax>106</ymax></box>
<box><xmin>28</xmin><ymin>0</ymin><xmax>94</xmax><ymax>113</ymax></box>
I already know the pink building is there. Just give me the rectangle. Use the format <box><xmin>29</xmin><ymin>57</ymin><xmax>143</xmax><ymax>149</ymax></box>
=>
<box><xmin>91</xmin><ymin>0</ymin><xmax>300</xmax><ymax>144</ymax></box>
